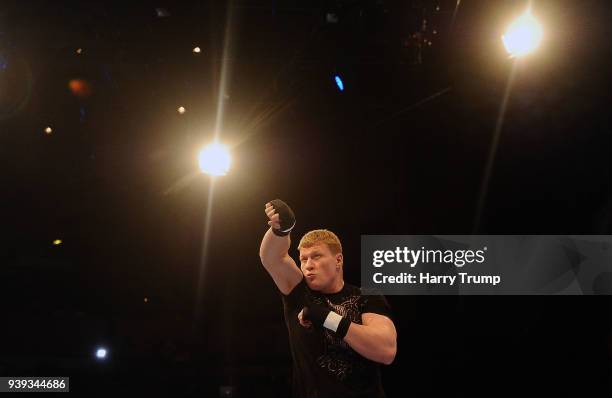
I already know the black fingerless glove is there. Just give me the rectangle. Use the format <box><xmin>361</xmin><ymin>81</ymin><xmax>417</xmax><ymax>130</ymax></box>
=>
<box><xmin>270</xmin><ymin>199</ymin><xmax>296</xmax><ymax>237</ymax></box>
<box><xmin>303</xmin><ymin>299</ymin><xmax>351</xmax><ymax>339</ymax></box>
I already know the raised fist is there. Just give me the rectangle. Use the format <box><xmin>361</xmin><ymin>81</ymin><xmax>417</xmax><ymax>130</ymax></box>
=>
<box><xmin>264</xmin><ymin>199</ymin><xmax>296</xmax><ymax>236</ymax></box>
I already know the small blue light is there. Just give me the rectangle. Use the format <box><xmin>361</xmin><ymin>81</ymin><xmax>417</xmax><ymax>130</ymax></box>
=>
<box><xmin>334</xmin><ymin>75</ymin><xmax>344</xmax><ymax>92</ymax></box>
<box><xmin>96</xmin><ymin>347</ymin><xmax>107</xmax><ymax>359</ymax></box>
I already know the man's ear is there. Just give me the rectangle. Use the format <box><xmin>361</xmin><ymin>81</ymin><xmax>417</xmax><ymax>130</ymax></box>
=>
<box><xmin>336</xmin><ymin>253</ymin><xmax>343</xmax><ymax>267</ymax></box>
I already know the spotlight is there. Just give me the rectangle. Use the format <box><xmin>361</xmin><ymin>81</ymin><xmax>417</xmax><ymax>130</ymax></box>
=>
<box><xmin>198</xmin><ymin>142</ymin><xmax>231</xmax><ymax>176</ymax></box>
<box><xmin>178</xmin><ymin>106</ymin><xmax>186</xmax><ymax>114</ymax></box>
<box><xmin>502</xmin><ymin>9</ymin><xmax>543</xmax><ymax>58</ymax></box>
<box><xmin>326</xmin><ymin>13</ymin><xmax>339</xmax><ymax>24</ymax></box>
<box><xmin>68</xmin><ymin>79</ymin><xmax>93</xmax><ymax>99</ymax></box>
<box><xmin>193</xmin><ymin>47</ymin><xmax>201</xmax><ymax>54</ymax></box>
<box><xmin>95</xmin><ymin>348</ymin><xmax>107</xmax><ymax>360</ymax></box>
<box><xmin>156</xmin><ymin>8</ymin><xmax>170</xmax><ymax>18</ymax></box>
<box><xmin>53</xmin><ymin>239</ymin><xmax>62</xmax><ymax>246</ymax></box>
<box><xmin>334</xmin><ymin>75</ymin><xmax>344</xmax><ymax>92</ymax></box>
<box><xmin>44</xmin><ymin>127</ymin><xmax>53</xmax><ymax>135</ymax></box>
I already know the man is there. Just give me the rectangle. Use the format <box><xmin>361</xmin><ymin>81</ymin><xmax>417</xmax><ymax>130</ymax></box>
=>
<box><xmin>259</xmin><ymin>199</ymin><xmax>397</xmax><ymax>398</ymax></box>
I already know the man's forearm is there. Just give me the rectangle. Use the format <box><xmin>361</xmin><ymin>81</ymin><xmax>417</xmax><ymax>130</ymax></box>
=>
<box><xmin>343</xmin><ymin>323</ymin><xmax>397</xmax><ymax>365</ymax></box>
<box><xmin>259</xmin><ymin>227</ymin><xmax>291</xmax><ymax>261</ymax></box>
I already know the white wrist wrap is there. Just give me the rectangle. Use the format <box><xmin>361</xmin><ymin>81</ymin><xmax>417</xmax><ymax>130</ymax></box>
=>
<box><xmin>323</xmin><ymin>311</ymin><xmax>342</xmax><ymax>332</ymax></box>
<box><xmin>280</xmin><ymin>220</ymin><xmax>296</xmax><ymax>233</ymax></box>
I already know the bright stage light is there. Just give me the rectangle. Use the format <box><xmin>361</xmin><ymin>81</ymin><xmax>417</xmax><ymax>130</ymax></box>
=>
<box><xmin>44</xmin><ymin>127</ymin><xmax>53</xmax><ymax>135</ymax></box>
<box><xmin>334</xmin><ymin>75</ymin><xmax>344</xmax><ymax>92</ymax></box>
<box><xmin>95</xmin><ymin>348</ymin><xmax>107</xmax><ymax>359</ymax></box>
<box><xmin>198</xmin><ymin>142</ymin><xmax>231</xmax><ymax>176</ymax></box>
<box><xmin>68</xmin><ymin>79</ymin><xmax>93</xmax><ymax>99</ymax></box>
<box><xmin>178</xmin><ymin>106</ymin><xmax>186</xmax><ymax>114</ymax></box>
<box><xmin>193</xmin><ymin>46</ymin><xmax>201</xmax><ymax>54</ymax></box>
<box><xmin>502</xmin><ymin>9</ymin><xmax>543</xmax><ymax>58</ymax></box>
<box><xmin>53</xmin><ymin>239</ymin><xmax>62</xmax><ymax>246</ymax></box>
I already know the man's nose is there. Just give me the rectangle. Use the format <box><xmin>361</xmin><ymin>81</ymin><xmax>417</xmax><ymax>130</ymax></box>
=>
<box><xmin>304</xmin><ymin>259</ymin><xmax>314</xmax><ymax>270</ymax></box>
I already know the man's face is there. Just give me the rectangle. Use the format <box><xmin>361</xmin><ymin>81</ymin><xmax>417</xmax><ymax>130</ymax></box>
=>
<box><xmin>299</xmin><ymin>243</ymin><xmax>342</xmax><ymax>291</ymax></box>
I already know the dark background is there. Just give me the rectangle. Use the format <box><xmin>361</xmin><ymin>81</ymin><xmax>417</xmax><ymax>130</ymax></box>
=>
<box><xmin>1</xmin><ymin>0</ymin><xmax>611</xmax><ymax>395</ymax></box>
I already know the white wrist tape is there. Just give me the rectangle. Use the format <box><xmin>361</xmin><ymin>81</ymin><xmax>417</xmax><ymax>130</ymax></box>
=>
<box><xmin>280</xmin><ymin>220</ymin><xmax>296</xmax><ymax>233</ymax></box>
<box><xmin>323</xmin><ymin>311</ymin><xmax>343</xmax><ymax>332</ymax></box>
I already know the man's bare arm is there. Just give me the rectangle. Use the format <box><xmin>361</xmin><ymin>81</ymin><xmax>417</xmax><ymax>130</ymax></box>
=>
<box><xmin>259</xmin><ymin>202</ymin><xmax>303</xmax><ymax>295</ymax></box>
<box><xmin>301</xmin><ymin>303</ymin><xmax>397</xmax><ymax>365</ymax></box>
<box><xmin>343</xmin><ymin>313</ymin><xmax>397</xmax><ymax>365</ymax></box>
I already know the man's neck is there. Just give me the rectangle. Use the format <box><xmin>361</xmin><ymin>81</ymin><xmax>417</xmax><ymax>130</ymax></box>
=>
<box><xmin>322</xmin><ymin>279</ymin><xmax>344</xmax><ymax>294</ymax></box>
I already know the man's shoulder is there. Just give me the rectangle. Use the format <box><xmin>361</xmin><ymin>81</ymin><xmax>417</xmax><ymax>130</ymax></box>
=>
<box><xmin>344</xmin><ymin>282</ymin><xmax>362</xmax><ymax>296</ymax></box>
<box><xmin>343</xmin><ymin>283</ymin><xmax>385</xmax><ymax>298</ymax></box>
<box><xmin>280</xmin><ymin>277</ymin><xmax>307</xmax><ymax>306</ymax></box>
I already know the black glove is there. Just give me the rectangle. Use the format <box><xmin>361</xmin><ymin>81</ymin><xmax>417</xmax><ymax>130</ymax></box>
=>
<box><xmin>303</xmin><ymin>298</ymin><xmax>351</xmax><ymax>339</ymax></box>
<box><xmin>270</xmin><ymin>199</ymin><xmax>296</xmax><ymax>237</ymax></box>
